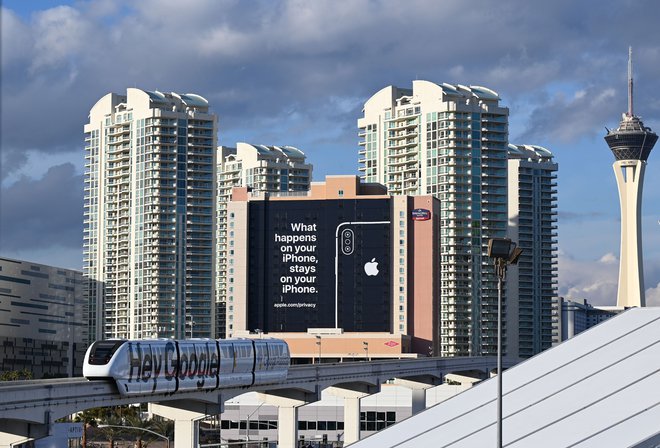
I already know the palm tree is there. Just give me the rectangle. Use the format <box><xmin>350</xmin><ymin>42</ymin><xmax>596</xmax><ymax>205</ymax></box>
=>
<box><xmin>149</xmin><ymin>418</ymin><xmax>174</xmax><ymax>446</ymax></box>
<box><xmin>97</xmin><ymin>413</ymin><xmax>124</xmax><ymax>448</ymax></box>
<box><xmin>124</xmin><ymin>413</ymin><xmax>153</xmax><ymax>448</ymax></box>
<box><xmin>74</xmin><ymin>408</ymin><xmax>104</xmax><ymax>448</ymax></box>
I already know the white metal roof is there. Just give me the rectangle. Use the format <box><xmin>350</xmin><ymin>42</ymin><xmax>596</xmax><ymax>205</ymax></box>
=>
<box><xmin>351</xmin><ymin>307</ymin><xmax>660</xmax><ymax>447</ymax></box>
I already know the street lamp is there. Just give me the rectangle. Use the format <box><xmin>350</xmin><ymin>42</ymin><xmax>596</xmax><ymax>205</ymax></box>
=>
<box><xmin>487</xmin><ymin>238</ymin><xmax>522</xmax><ymax>448</ymax></box>
<box><xmin>97</xmin><ymin>424</ymin><xmax>170</xmax><ymax>448</ymax></box>
<box><xmin>315</xmin><ymin>335</ymin><xmax>322</xmax><ymax>364</ymax></box>
<box><xmin>246</xmin><ymin>402</ymin><xmax>265</xmax><ymax>444</ymax></box>
<box><xmin>362</xmin><ymin>341</ymin><xmax>369</xmax><ymax>361</ymax></box>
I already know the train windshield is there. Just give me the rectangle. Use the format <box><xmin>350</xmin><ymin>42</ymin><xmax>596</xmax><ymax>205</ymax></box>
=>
<box><xmin>88</xmin><ymin>340</ymin><xmax>126</xmax><ymax>365</ymax></box>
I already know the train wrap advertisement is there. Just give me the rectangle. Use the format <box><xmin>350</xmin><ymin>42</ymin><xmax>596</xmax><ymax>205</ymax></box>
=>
<box><xmin>247</xmin><ymin>199</ymin><xmax>391</xmax><ymax>332</ymax></box>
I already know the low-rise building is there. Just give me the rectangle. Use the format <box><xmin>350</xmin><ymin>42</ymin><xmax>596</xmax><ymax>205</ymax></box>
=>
<box><xmin>0</xmin><ymin>257</ymin><xmax>87</xmax><ymax>378</ymax></box>
<box><xmin>559</xmin><ymin>297</ymin><xmax>622</xmax><ymax>341</ymax></box>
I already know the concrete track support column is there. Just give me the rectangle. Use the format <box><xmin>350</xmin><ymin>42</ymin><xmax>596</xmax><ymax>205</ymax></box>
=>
<box><xmin>327</xmin><ymin>383</ymin><xmax>380</xmax><ymax>446</ymax></box>
<box><xmin>150</xmin><ymin>400</ymin><xmax>224</xmax><ymax>448</ymax></box>
<box><xmin>257</xmin><ymin>388</ymin><xmax>319</xmax><ymax>448</ymax></box>
<box><xmin>392</xmin><ymin>376</ymin><xmax>441</xmax><ymax>415</ymax></box>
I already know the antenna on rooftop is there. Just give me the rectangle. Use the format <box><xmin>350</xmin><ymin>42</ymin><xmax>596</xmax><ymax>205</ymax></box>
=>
<box><xmin>628</xmin><ymin>46</ymin><xmax>634</xmax><ymax>117</ymax></box>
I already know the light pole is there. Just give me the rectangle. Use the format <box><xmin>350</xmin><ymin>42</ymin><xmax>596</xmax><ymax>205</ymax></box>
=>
<box><xmin>97</xmin><ymin>424</ymin><xmax>170</xmax><ymax>448</ymax></box>
<box><xmin>362</xmin><ymin>341</ymin><xmax>369</xmax><ymax>361</ymax></box>
<box><xmin>315</xmin><ymin>335</ymin><xmax>322</xmax><ymax>364</ymax></box>
<box><xmin>487</xmin><ymin>238</ymin><xmax>522</xmax><ymax>448</ymax></box>
<box><xmin>246</xmin><ymin>402</ymin><xmax>265</xmax><ymax>444</ymax></box>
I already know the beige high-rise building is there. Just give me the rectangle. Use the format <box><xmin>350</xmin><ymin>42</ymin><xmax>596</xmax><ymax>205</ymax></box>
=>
<box><xmin>215</xmin><ymin>143</ymin><xmax>312</xmax><ymax>337</ymax></box>
<box><xmin>358</xmin><ymin>80</ymin><xmax>509</xmax><ymax>356</ymax></box>
<box><xmin>507</xmin><ymin>144</ymin><xmax>559</xmax><ymax>358</ymax></box>
<box><xmin>84</xmin><ymin>88</ymin><xmax>217</xmax><ymax>341</ymax></box>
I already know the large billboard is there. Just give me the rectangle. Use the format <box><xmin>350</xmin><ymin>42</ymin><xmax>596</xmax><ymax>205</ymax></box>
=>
<box><xmin>247</xmin><ymin>199</ymin><xmax>391</xmax><ymax>332</ymax></box>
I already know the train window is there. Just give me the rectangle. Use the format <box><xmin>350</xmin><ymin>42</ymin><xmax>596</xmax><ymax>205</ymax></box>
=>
<box><xmin>88</xmin><ymin>340</ymin><xmax>126</xmax><ymax>365</ymax></box>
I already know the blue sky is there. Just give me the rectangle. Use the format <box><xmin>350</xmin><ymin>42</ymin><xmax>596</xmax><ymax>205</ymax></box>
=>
<box><xmin>1</xmin><ymin>0</ymin><xmax>660</xmax><ymax>305</ymax></box>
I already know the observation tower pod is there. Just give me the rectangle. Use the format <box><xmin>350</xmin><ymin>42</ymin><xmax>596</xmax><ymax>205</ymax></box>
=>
<box><xmin>604</xmin><ymin>47</ymin><xmax>657</xmax><ymax>308</ymax></box>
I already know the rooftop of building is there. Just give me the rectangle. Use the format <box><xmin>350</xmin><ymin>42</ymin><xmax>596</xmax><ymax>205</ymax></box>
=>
<box><xmin>353</xmin><ymin>307</ymin><xmax>660</xmax><ymax>447</ymax></box>
<box><xmin>231</xmin><ymin>175</ymin><xmax>390</xmax><ymax>202</ymax></box>
<box><xmin>508</xmin><ymin>143</ymin><xmax>554</xmax><ymax>161</ymax></box>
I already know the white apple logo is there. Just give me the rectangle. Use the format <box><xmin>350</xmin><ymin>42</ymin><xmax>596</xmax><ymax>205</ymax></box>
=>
<box><xmin>364</xmin><ymin>258</ymin><xmax>379</xmax><ymax>276</ymax></box>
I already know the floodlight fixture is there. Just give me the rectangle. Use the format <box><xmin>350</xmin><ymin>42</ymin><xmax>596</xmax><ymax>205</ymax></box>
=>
<box><xmin>488</xmin><ymin>238</ymin><xmax>514</xmax><ymax>259</ymax></box>
<box><xmin>509</xmin><ymin>247</ymin><xmax>523</xmax><ymax>265</ymax></box>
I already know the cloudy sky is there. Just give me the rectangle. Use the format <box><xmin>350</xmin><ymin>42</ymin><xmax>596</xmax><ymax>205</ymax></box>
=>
<box><xmin>2</xmin><ymin>0</ymin><xmax>660</xmax><ymax>306</ymax></box>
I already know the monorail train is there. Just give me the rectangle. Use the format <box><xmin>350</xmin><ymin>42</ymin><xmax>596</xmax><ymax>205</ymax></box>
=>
<box><xmin>83</xmin><ymin>338</ymin><xmax>290</xmax><ymax>396</ymax></box>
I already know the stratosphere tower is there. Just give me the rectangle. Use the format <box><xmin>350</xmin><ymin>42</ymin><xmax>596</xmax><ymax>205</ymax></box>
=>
<box><xmin>604</xmin><ymin>47</ymin><xmax>657</xmax><ymax>307</ymax></box>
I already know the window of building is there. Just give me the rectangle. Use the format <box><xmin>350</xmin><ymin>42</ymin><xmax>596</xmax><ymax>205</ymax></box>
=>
<box><xmin>360</xmin><ymin>412</ymin><xmax>396</xmax><ymax>431</ymax></box>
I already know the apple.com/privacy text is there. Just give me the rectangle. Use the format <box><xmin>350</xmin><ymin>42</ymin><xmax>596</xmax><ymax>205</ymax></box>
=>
<box><xmin>273</xmin><ymin>302</ymin><xmax>317</xmax><ymax>309</ymax></box>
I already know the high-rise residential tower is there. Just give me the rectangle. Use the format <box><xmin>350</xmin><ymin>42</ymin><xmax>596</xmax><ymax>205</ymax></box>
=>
<box><xmin>84</xmin><ymin>88</ymin><xmax>217</xmax><ymax>341</ymax></box>
<box><xmin>215</xmin><ymin>143</ymin><xmax>312</xmax><ymax>338</ymax></box>
<box><xmin>604</xmin><ymin>48</ymin><xmax>657</xmax><ymax>308</ymax></box>
<box><xmin>358</xmin><ymin>80</ymin><xmax>509</xmax><ymax>356</ymax></box>
<box><xmin>507</xmin><ymin>144</ymin><xmax>559</xmax><ymax>357</ymax></box>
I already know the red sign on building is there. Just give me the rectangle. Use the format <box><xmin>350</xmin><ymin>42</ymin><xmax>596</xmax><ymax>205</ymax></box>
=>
<box><xmin>411</xmin><ymin>208</ymin><xmax>431</xmax><ymax>221</ymax></box>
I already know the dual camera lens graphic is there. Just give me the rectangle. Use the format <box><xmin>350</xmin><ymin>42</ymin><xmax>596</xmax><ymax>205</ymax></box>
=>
<box><xmin>341</xmin><ymin>229</ymin><xmax>354</xmax><ymax>255</ymax></box>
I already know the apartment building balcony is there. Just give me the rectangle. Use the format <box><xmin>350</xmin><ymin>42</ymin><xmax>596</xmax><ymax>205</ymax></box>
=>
<box><xmin>107</xmin><ymin>125</ymin><xmax>130</xmax><ymax>136</ymax></box>
<box><xmin>188</xmin><ymin>120</ymin><xmax>214</xmax><ymax>129</ymax></box>
<box><xmin>389</xmin><ymin>128</ymin><xmax>419</xmax><ymax>140</ymax></box>
<box><xmin>387</xmin><ymin>139</ymin><xmax>418</xmax><ymax>151</ymax></box>
<box><xmin>389</xmin><ymin>119</ymin><xmax>419</xmax><ymax>131</ymax></box>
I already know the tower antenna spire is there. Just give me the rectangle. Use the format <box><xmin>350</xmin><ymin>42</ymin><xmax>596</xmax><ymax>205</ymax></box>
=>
<box><xmin>628</xmin><ymin>46</ymin><xmax>634</xmax><ymax>117</ymax></box>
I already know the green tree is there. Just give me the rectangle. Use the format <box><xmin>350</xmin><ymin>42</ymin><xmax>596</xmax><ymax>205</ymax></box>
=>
<box><xmin>73</xmin><ymin>408</ymin><xmax>103</xmax><ymax>448</ymax></box>
<box><xmin>149</xmin><ymin>418</ymin><xmax>174</xmax><ymax>446</ymax></box>
<box><xmin>0</xmin><ymin>369</ymin><xmax>32</xmax><ymax>381</ymax></box>
<box><xmin>124</xmin><ymin>413</ymin><xmax>153</xmax><ymax>448</ymax></box>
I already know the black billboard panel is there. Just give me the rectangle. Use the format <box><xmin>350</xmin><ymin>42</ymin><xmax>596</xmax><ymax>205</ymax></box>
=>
<box><xmin>247</xmin><ymin>199</ymin><xmax>391</xmax><ymax>333</ymax></box>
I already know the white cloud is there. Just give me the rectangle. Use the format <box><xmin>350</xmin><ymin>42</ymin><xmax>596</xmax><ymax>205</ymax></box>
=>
<box><xmin>558</xmin><ymin>251</ymin><xmax>618</xmax><ymax>306</ymax></box>
<box><xmin>559</xmin><ymin>249</ymin><xmax>660</xmax><ymax>308</ymax></box>
<box><xmin>30</xmin><ymin>6</ymin><xmax>92</xmax><ymax>73</ymax></box>
<box><xmin>599</xmin><ymin>253</ymin><xmax>618</xmax><ymax>264</ymax></box>
<box><xmin>487</xmin><ymin>60</ymin><xmax>562</xmax><ymax>93</ymax></box>
<box><xmin>521</xmin><ymin>86</ymin><xmax>618</xmax><ymax>143</ymax></box>
<box><xmin>0</xmin><ymin>7</ymin><xmax>33</xmax><ymax>68</ymax></box>
<box><xmin>198</xmin><ymin>25</ymin><xmax>256</xmax><ymax>57</ymax></box>
<box><xmin>646</xmin><ymin>282</ymin><xmax>660</xmax><ymax>307</ymax></box>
